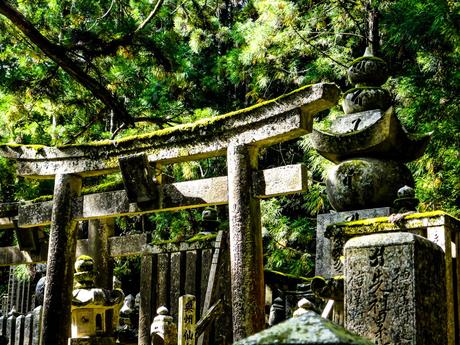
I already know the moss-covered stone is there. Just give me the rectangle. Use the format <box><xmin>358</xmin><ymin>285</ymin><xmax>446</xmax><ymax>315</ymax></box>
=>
<box><xmin>234</xmin><ymin>311</ymin><xmax>373</xmax><ymax>344</ymax></box>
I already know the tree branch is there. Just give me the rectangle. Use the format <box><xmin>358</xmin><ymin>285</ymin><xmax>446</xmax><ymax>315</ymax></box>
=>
<box><xmin>292</xmin><ymin>28</ymin><xmax>348</xmax><ymax>69</ymax></box>
<box><xmin>0</xmin><ymin>1</ymin><xmax>134</xmax><ymax>126</ymax></box>
<box><xmin>135</xmin><ymin>0</ymin><xmax>164</xmax><ymax>33</ymax></box>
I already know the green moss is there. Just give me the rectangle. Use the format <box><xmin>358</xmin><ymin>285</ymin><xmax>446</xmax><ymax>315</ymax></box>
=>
<box><xmin>1</xmin><ymin>84</ymin><xmax>315</xmax><ymax>152</ymax></box>
<box><xmin>349</xmin><ymin>55</ymin><xmax>386</xmax><ymax>66</ymax></box>
<box><xmin>151</xmin><ymin>233</ymin><xmax>217</xmax><ymax>246</ymax></box>
<box><xmin>76</xmin><ymin>255</ymin><xmax>93</xmax><ymax>261</ymax></box>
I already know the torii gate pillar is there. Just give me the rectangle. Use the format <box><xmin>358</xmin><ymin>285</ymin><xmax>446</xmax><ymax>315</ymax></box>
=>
<box><xmin>41</xmin><ymin>174</ymin><xmax>82</xmax><ymax>345</ymax></box>
<box><xmin>227</xmin><ymin>143</ymin><xmax>265</xmax><ymax>340</ymax></box>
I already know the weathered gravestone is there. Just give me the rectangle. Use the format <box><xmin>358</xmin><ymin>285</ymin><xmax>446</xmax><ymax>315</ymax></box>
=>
<box><xmin>344</xmin><ymin>232</ymin><xmax>447</xmax><ymax>344</ymax></box>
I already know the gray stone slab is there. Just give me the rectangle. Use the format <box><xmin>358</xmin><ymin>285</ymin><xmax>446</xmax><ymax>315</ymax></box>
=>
<box><xmin>315</xmin><ymin>207</ymin><xmax>391</xmax><ymax>278</ymax></box>
<box><xmin>14</xmin><ymin>315</ymin><xmax>24</xmax><ymax>345</ymax></box>
<box><xmin>23</xmin><ymin>313</ymin><xmax>33</xmax><ymax>345</ymax></box>
<box><xmin>344</xmin><ymin>232</ymin><xmax>448</xmax><ymax>344</ymax></box>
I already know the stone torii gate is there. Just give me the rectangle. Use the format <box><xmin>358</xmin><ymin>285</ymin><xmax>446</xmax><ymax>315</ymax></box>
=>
<box><xmin>0</xmin><ymin>83</ymin><xmax>340</xmax><ymax>345</ymax></box>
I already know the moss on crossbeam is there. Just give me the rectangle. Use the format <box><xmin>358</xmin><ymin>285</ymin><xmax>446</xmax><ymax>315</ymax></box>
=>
<box><xmin>27</xmin><ymin>179</ymin><xmax>125</xmax><ymax>204</ymax></box>
<box><xmin>1</xmin><ymin>84</ymin><xmax>315</xmax><ymax>152</ymax></box>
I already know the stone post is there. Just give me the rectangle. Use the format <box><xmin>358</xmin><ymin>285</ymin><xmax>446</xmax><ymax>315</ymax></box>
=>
<box><xmin>14</xmin><ymin>314</ymin><xmax>24</xmax><ymax>345</ymax></box>
<box><xmin>177</xmin><ymin>295</ymin><xmax>195</xmax><ymax>345</ymax></box>
<box><xmin>24</xmin><ymin>312</ymin><xmax>33</xmax><ymax>345</ymax></box>
<box><xmin>31</xmin><ymin>306</ymin><xmax>42</xmax><ymax>345</ymax></box>
<box><xmin>88</xmin><ymin>218</ymin><xmax>114</xmax><ymax>289</ymax></box>
<box><xmin>41</xmin><ymin>174</ymin><xmax>82</xmax><ymax>345</ymax></box>
<box><xmin>227</xmin><ymin>143</ymin><xmax>265</xmax><ymax>340</ymax></box>
<box><xmin>6</xmin><ymin>314</ymin><xmax>16</xmax><ymax>345</ymax></box>
<box><xmin>344</xmin><ymin>232</ymin><xmax>448</xmax><ymax>344</ymax></box>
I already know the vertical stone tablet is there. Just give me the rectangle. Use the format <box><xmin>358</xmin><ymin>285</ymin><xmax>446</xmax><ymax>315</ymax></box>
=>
<box><xmin>6</xmin><ymin>314</ymin><xmax>16</xmax><ymax>345</ymax></box>
<box><xmin>345</xmin><ymin>232</ymin><xmax>448</xmax><ymax>344</ymax></box>
<box><xmin>14</xmin><ymin>315</ymin><xmax>24</xmax><ymax>345</ymax></box>
<box><xmin>178</xmin><ymin>295</ymin><xmax>196</xmax><ymax>345</ymax></box>
<box><xmin>23</xmin><ymin>312</ymin><xmax>33</xmax><ymax>345</ymax></box>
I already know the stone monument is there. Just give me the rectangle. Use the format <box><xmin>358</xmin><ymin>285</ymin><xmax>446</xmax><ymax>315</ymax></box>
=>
<box><xmin>344</xmin><ymin>232</ymin><xmax>448</xmax><ymax>344</ymax></box>
<box><xmin>69</xmin><ymin>255</ymin><xmax>124</xmax><ymax>345</ymax></box>
<box><xmin>310</xmin><ymin>49</ymin><xmax>430</xmax><ymax>212</ymax></box>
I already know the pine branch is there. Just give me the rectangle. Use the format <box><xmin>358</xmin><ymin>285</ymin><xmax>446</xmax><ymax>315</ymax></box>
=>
<box><xmin>0</xmin><ymin>1</ymin><xmax>134</xmax><ymax>126</ymax></box>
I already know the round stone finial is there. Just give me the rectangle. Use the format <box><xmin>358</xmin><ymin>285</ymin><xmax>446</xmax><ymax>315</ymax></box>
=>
<box><xmin>348</xmin><ymin>50</ymin><xmax>388</xmax><ymax>87</ymax></box>
<box><xmin>397</xmin><ymin>185</ymin><xmax>415</xmax><ymax>198</ymax></box>
<box><xmin>74</xmin><ymin>255</ymin><xmax>94</xmax><ymax>273</ymax></box>
<box><xmin>157</xmin><ymin>306</ymin><xmax>169</xmax><ymax>315</ymax></box>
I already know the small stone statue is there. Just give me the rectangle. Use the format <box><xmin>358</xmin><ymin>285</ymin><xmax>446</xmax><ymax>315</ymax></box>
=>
<box><xmin>150</xmin><ymin>306</ymin><xmax>177</xmax><ymax>345</ymax></box>
<box><xmin>268</xmin><ymin>297</ymin><xmax>285</xmax><ymax>326</ymax></box>
<box><xmin>118</xmin><ymin>293</ymin><xmax>140</xmax><ymax>343</ymax></box>
<box><xmin>201</xmin><ymin>207</ymin><xmax>219</xmax><ymax>233</ymax></box>
<box><xmin>393</xmin><ymin>185</ymin><xmax>419</xmax><ymax>213</ymax></box>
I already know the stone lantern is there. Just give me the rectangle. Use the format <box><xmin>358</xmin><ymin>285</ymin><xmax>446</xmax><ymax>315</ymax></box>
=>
<box><xmin>69</xmin><ymin>255</ymin><xmax>124</xmax><ymax>345</ymax></box>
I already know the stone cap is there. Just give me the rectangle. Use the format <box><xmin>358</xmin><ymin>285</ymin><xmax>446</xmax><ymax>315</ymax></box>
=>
<box><xmin>310</xmin><ymin>107</ymin><xmax>431</xmax><ymax>164</ymax></box>
<box><xmin>72</xmin><ymin>288</ymin><xmax>124</xmax><ymax>308</ymax></box>
<box><xmin>344</xmin><ymin>232</ymin><xmax>443</xmax><ymax>253</ymax></box>
<box><xmin>234</xmin><ymin>311</ymin><xmax>373</xmax><ymax>344</ymax></box>
<box><xmin>326</xmin><ymin>211</ymin><xmax>460</xmax><ymax>240</ymax></box>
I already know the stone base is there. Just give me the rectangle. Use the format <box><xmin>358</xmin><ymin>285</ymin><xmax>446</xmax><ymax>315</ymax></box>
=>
<box><xmin>345</xmin><ymin>232</ymin><xmax>448</xmax><ymax>344</ymax></box>
<box><xmin>68</xmin><ymin>337</ymin><xmax>116</xmax><ymax>345</ymax></box>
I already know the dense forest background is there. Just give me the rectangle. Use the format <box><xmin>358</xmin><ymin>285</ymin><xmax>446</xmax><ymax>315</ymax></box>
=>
<box><xmin>0</xmin><ymin>0</ymin><xmax>458</xmax><ymax>279</ymax></box>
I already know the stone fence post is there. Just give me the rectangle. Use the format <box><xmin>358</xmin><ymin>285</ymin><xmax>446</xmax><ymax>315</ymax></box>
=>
<box><xmin>6</xmin><ymin>314</ymin><xmax>16</xmax><ymax>345</ymax></box>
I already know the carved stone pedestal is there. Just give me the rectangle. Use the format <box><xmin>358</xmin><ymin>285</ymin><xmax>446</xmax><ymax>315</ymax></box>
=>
<box><xmin>344</xmin><ymin>232</ymin><xmax>448</xmax><ymax>344</ymax></box>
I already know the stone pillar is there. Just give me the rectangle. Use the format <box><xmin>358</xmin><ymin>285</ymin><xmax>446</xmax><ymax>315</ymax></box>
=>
<box><xmin>344</xmin><ymin>232</ymin><xmax>448</xmax><ymax>344</ymax></box>
<box><xmin>88</xmin><ymin>218</ymin><xmax>114</xmax><ymax>289</ymax></box>
<box><xmin>227</xmin><ymin>143</ymin><xmax>264</xmax><ymax>340</ymax></box>
<box><xmin>41</xmin><ymin>174</ymin><xmax>82</xmax><ymax>345</ymax></box>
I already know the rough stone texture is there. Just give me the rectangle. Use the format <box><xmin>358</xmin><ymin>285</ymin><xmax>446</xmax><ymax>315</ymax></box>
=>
<box><xmin>88</xmin><ymin>219</ymin><xmax>114</xmax><ymax>290</ymax></box>
<box><xmin>0</xmin><ymin>245</ymin><xmax>48</xmax><ymax>266</ymax></box>
<box><xmin>310</xmin><ymin>107</ymin><xmax>431</xmax><ymax>164</ymax></box>
<box><xmin>234</xmin><ymin>311</ymin><xmax>373</xmax><ymax>344</ymax></box>
<box><xmin>315</xmin><ymin>207</ymin><xmax>391</xmax><ymax>278</ymax></box>
<box><xmin>329</xmin><ymin>109</ymin><xmax>382</xmax><ymax>134</ymax></box>
<box><xmin>0</xmin><ymin>83</ymin><xmax>340</xmax><ymax>178</ymax></box>
<box><xmin>41</xmin><ymin>173</ymin><xmax>82</xmax><ymax>345</ymax></box>
<box><xmin>31</xmin><ymin>306</ymin><xmax>42</xmax><ymax>345</ymax></box>
<box><xmin>348</xmin><ymin>56</ymin><xmax>388</xmax><ymax>86</ymax></box>
<box><xmin>326</xmin><ymin>158</ymin><xmax>414</xmax><ymax>211</ymax></box>
<box><xmin>139</xmin><ymin>256</ymin><xmax>154</xmax><ymax>345</ymax></box>
<box><xmin>16</xmin><ymin>164</ymin><xmax>308</xmax><ymax>228</ymax></box>
<box><xmin>342</xmin><ymin>88</ymin><xmax>391</xmax><ymax>114</ymax></box>
<box><xmin>24</xmin><ymin>312</ymin><xmax>33</xmax><ymax>345</ymax></box>
<box><xmin>6</xmin><ymin>315</ymin><xmax>15</xmax><ymax>345</ymax></box>
<box><xmin>344</xmin><ymin>232</ymin><xmax>447</xmax><ymax>344</ymax></box>
<box><xmin>14</xmin><ymin>315</ymin><xmax>24</xmax><ymax>345</ymax></box>
<box><xmin>227</xmin><ymin>143</ymin><xmax>265</xmax><ymax>340</ymax></box>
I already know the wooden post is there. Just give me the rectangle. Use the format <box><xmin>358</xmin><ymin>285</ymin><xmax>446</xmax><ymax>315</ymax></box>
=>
<box><xmin>178</xmin><ymin>295</ymin><xmax>196</xmax><ymax>345</ymax></box>
<box><xmin>41</xmin><ymin>174</ymin><xmax>81</xmax><ymax>345</ymax></box>
<box><xmin>88</xmin><ymin>218</ymin><xmax>114</xmax><ymax>289</ymax></box>
<box><xmin>227</xmin><ymin>143</ymin><xmax>264</xmax><ymax>340</ymax></box>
